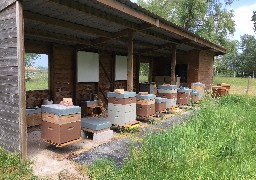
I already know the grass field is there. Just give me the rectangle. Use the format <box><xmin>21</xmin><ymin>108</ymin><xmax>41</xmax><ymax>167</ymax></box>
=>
<box><xmin>26</xmin><ymin>69</ymin><xmax>48</xmax><ymax>91</ymax></box>
<box><xmin>88</xmin><ymin>95</ymin><xmax>256</xmax><ymax>179</ymax></box>
<box><xmin>213</xmin><ymin>76</ymin><xmax>256</xmax><ymax>96</ymax></box>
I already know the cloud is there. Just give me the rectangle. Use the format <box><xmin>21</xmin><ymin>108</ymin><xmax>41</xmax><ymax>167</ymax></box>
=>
<box><xmin>233</xmin><ymin>3</ymin><xmax>256</xmax><ymax>40</ymax></box>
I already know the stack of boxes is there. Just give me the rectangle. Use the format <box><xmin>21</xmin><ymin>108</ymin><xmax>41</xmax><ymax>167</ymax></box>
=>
<box><xmin>191</xmin><ymin>82</ymin><xmax>205</xmax><ymax>100</ymax></box>
<box><xmin>107</xmin><ymin>90</ymin><xmax>136</xmax><ymax>126</ymax></box>
<box><xmin>155</xmin><ymin>97</ymin><xmax>167</xmax><ymax>113</ymax></box>
<box><xmin>41</xmin><ymin>104</ymin><xmax>81</xmax><ymax>146</ymax></box>
<box><xmin>136</xmin><ymin>93</ymin><xmax>156</xmax><ymax>117</ymax></box>
<box><xmin>177</xmin><ymin>87</ymin><xmax>192</xmax><ymax>105</ymax></box>
<box><xmin>212</xmin><ymin>86</ymin><xmax>227</xmax><ymax>98</ymax></box>
<box><xmin>157</xmin><ymin>85</ymin><xmax>177</xmax><ymax>109</ymax></box>
<box><xmin>26</xmin><ymin>108</ymin><xmax>42</xmax><ymax>127</ymax></box>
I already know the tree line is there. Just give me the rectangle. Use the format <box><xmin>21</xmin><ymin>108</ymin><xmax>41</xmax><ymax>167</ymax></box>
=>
<box><xmin>138</xmin><ymin>0</ymin><xmax>256</xmax><ymax>77</ymax></box>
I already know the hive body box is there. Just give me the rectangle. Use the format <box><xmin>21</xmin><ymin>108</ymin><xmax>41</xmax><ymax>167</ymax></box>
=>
<box><xmin>155</xmin><ymin>97</ymin><xmax>167</xmax><ymax>112</ymax></box>
<box><xmin>191</xmin><ymin>82</ymin><xmax>205</xmax><ymax>100</ymax></box>
<box><xmin>107</xmin><ymin>91</ymin><xmax>136</xmax><ymax>126</ymax></box>
<box><xmin>157</xmin><ymin>85</ymin><xmax>177</xmax><ymax>108</ymax></box>
<box><xmin>136</xmin><ymin>94</ymin><xmax>156</xmax><ymax>117</ymax></box>
<box><xmin>41</xmin><ymin>104</ymin><xmax>81</xmax><ymax>145</ymax></box>
<box><xmin>26</xmin><ymin>108</ymin><xmax>42</xmax><ymax>127</ymax></box>
<box><xmin>177</xmin><ymin>88</ymin><xmax>192</xmax><ymax>105</ymax></box>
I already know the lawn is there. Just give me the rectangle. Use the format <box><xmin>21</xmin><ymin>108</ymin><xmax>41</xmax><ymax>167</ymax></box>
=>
<box><xmin>0</xmin><ymin>148</ymin><xmax>35</xmax><ymax>179</ymax></box>
<box><xmin>88</xmin><ymin>95</ymin><xmax>256</xmax><ymax>179</ymax></box>
<box><xmin>26</xmin><ymin>69</ymin><xmax>48</xmax><ymax>91</ymax></box>
<box><xmin>213</xmin><ymin>76</ymin><xmax>256</xmax><ymax>96</ymax></box>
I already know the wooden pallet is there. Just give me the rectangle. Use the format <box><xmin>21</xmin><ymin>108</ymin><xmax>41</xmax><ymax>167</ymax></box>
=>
<box><xmin>43</xmin><ymin>137</ymin><xmax>82</xmax><ymax>147</ymax></box>
<box><xmin>136</xmin><ymin>114</ymin><xmax>156</xmax><ymax>121</ymax></box>
<box><xmin>111</xmin><ymin>120</ymin><xmax>139</xmax><ymax>130</ymax></box>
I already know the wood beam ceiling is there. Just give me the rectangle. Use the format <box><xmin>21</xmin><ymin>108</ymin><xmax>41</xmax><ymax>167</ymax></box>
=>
<box><xmin>46</xmin><ymin>0</ymin><xmax>182</xmax><ymax>46</ymax></box>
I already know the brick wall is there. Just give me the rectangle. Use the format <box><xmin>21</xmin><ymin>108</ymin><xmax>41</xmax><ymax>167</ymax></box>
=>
<box><xmin>52</xmin><ymin>45</ymin><xmax>75</xmax><ymax>103</ymax></box>
<box><xmin>26</xmin><ymin>90</ymin><xmax>50</xmax><ymax>108</ymax></box>
<box><xmin>198</xmin><ymin>50</ymin><xmax>214</xmax><ymax>88</ymax></box>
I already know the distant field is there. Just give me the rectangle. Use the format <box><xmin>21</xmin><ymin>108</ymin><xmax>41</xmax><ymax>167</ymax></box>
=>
<box><xmin>25</xmin><ymin>70</ymin><xmax>48</xmax><ymax>91</ymax></box>
<box><xmin>213</xmin><ymin>76</ymin><xmax>256</xmax><ymax>96</ymax></box>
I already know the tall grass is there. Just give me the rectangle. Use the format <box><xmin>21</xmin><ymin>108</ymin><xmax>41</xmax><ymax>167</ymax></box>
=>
<box><xmin>88</xmin><ymin>95</ymin><xmax>256</xmax><ymax>179</ymax></box>
<box><xmin>0</xmin><ymin>148</ymin><xmax>35</xmax><ymax>179</ymax></box>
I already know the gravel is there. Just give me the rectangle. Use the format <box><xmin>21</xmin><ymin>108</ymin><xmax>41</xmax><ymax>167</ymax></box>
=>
<box><xmin>73</xmin><ymin>110</ymin><xmax>194</xmax><ymax>167</ymax></box>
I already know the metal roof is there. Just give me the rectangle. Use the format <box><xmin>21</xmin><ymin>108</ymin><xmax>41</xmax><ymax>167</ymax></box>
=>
<box><xmin>23</xmin><ymin>0</ymin><xmax>226</xmax><ymax>56</ymax></box>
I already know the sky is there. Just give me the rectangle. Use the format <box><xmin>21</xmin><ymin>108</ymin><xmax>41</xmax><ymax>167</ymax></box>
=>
<box><xmin>34</xmin><ymin>0</ymin><xmax>256</xmax><ymax>67</ymax></box>
<box><xmin>230</xmin><ymin>0</ymin><xmax>256</xmax><ymax>40</ymax></box>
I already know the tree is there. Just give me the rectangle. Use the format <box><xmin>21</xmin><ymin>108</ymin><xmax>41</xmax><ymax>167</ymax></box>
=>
<box><xmin>138</xmin><ymin>0</ymin><xmax>236</xmax><ymax>47</ymax></box>
<box><xmin>25</xmin><ymin>53</ymin><xmax>40</xmax><ymax>81</ymax></box>
<box><xmin>237</xmin><ymin>34</ymin><xmax>256</xmax><ymax>76</ymax></box>
<box><xmin>252</xmin><ymin>11</ymin><xmax>256</xmax><ymax>32</ymax></box>
<box><xmin>25</xmin><ymin>53</ymin><xmax>40</xmax><ymax>67</ymax></box>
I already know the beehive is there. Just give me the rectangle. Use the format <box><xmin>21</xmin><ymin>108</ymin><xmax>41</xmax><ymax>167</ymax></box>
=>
<box><xmin>41</xmin><ymin>104</ymin><xmax>81</xmax><ymax>146</ymax></box>
<box><xmin>177</xmin><ymin>88</ymin><xmax>192</xmax><ymax>105</ymax></box>
<box><xmin>136</xmin><ymin>93</ymin><xmax>156</xmax><ymax>117</ymax></box>
<box><xmin>155</xmin><ymin>97</ymin><xmax>167</xmax><ymax>112</ymax></box>
<box><xmin>157</xmin><ymin>84</ymin><xmax>177</xmax><ymax>108</ymax></box>
<box><xmin>191</xmin><ymin>82</ymin><xmax>205</xmax><ymax>100</ymax></box>
<box><xmin>107</xmin><ymin>91</ymin><xmax>136</xmax><ymax>126</ymax></box>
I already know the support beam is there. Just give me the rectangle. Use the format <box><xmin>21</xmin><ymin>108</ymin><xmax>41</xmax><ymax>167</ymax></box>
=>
<box><xmin>24</xmin><ymin>11</ymin><xmax>112</xmax><ymax>38</ymax></box>
<box><xmin>171</xmin><ymin>45</ymin><xmax>176</xmax><ymax>84</ymax></box>
<box><xmin>16</xmin><ymin>0</ymin><xmax>26</xmax><ymax>160</ymax></box>
<box><xmin>127</xmin><ymin>31</ymin><xmax>134</xmax><ymax>92</ymax></box>
<box><xmin>25</xmin><ymin>29</ymin><xmax>91</xmax><ymax>46</ymax></box>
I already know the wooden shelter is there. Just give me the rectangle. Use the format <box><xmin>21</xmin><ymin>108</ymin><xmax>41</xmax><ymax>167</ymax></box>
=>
<box><xmin>0</xmin><ymin>0</ymin><xmax>225</xmax><ymax>159</ymax></box>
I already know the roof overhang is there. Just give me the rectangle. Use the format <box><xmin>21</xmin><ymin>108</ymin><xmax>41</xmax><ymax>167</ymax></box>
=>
<box><xmin>23</xmin><ymin>0</ymin><xmax>226</xmax><ymax>56</ymax></box>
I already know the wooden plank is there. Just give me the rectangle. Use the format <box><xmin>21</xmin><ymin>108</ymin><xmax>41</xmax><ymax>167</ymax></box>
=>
<box><xmin>0</xmin><ymin>28</ymin><xmax>17</xmax><ymax>40</ymax></box>
<box><xmin>16</xmin><ymin>1</ymin><xmax>26</xmax><ymax>160</ymax></box>
<box><xmin>0</xmin><ymin>0</ymin><xmax>16</xmax><ymax>12</ymax></box>
<box><xmin>0</xmin><ymin>17</ymin><xmax>16</xmax><ymax>30</ymax></box>
<box><xmin>0</xmin><ymin>37</ymin><xmax>17</xmax><ymax>48</ymax></box>
<box><xmin>0</xmin><ymin>1</ymin><xmax>20</xmax><ymax>155</ymax></box>
<box><xmin>127</xmin><ymin>31</ymin><xmax>134</xmax><ymax>92</ymax></box>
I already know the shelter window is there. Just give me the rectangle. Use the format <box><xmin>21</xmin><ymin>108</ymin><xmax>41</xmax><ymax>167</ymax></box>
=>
<box><xmin>139</xmin><ymin>63</ymin><xmax>150</xmax><ymax>82</ymax></box>
<box><xmin>25</xmin><ymin>53</ymin><xmax>49</xmax><ymax>91</ymax></box>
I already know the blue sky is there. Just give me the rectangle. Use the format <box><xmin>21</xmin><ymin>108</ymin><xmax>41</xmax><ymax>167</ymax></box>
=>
<box><xmin>34</xmin><ymin>0</ymin><xmax>256</xmax><ymax>67</ymax></box>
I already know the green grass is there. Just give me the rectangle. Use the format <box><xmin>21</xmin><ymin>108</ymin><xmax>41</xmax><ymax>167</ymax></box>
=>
<box><xmin>88</xmin><ymin>95</ymin><xmax>256</xmax><ymax>179</ymax></box>
<box><xmin>0</xmin><ymin>148</ymin><xmax>35</xmax><ymax>179</ymax></box>
<box><xmin>26</xmin><ymin>70</ymin><xmax>48</xmax><ymax>91</ymax></box>
<box><xmin>213</xmin><ymin>76</ymin><xmax>256</xmax><ymax>96</ymax></box>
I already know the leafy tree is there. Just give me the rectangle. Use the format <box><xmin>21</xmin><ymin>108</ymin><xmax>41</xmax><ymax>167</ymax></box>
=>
<box><xmin>138</xmin><ymin>0</ymin><xmax>236</xmax><ymax>47</ymax></box>
<box><xmin>25</xmin><ymin>53</ymin><xmax>40</xmax><ymax>81</ymax></box>
<box><xmin>252</xmin><ymin>11</ymin><xmax>256</xmax><ymax>32</ymax></box>
<box><xmin>25</xmin><ymin>53</ymin><xmax>40</xmax><ymax>67</ymax></box>
<box><xmin>237</xmin><ymin>34</ymin><xmax>256</xmax><ymax>76</ymax></box>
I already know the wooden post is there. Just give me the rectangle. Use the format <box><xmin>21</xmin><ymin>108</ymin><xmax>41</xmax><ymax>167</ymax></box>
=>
<box><xmin>149</xmin><ymin>58</ymin><xmax>153</xmax><ymax>83</ymax></box>
<box><xmin>127</xmin><ymin>31</ymin><xmax>134</xmax><ymax>91</ymax></box>
<box><xmin>171</xmin><ymin>45</ymin><xmax>176</xmax><ymax>84</ymax></box>
<box><xmin>246</xmin><ymin>76</ymin><xmax>251</xmax><ymax>96</ymax></box>
<box><xmin>17</xmin><ymin>0</ymin><xmax>27</xmax><ymax>160</ymax></box>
